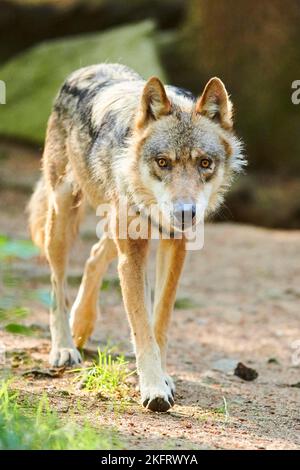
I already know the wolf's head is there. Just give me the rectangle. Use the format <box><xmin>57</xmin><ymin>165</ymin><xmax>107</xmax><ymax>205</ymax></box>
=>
<box><xmin>129</xmin><ymin>76</ymin><xmax>245</xmax><ymax>233</ymax></box>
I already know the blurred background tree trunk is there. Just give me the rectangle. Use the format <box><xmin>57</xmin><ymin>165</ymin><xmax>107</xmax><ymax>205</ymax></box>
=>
<box><xmin>170</xmin><ymin>0</ymin><xmax>300</xmax><ymax>174</ymax></box>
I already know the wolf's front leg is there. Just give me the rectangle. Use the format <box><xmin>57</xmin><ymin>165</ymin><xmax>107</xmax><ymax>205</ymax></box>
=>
<box><xmin>154</xmin><ymin>238</ymin><xmax>186</xmax><ymax>396</ymax></box>
<box><xmin>116</xmin><ymin>238</ymin><xmax>174</xmax><ymax>412</ymax></box>
<box><xmin>70</xmin><ymin>235</ymin><xmax>117</xmax><ymax>348</ymax></box>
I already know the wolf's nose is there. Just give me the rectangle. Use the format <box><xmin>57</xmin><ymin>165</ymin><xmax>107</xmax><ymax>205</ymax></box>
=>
<box><xmin>173</xmin><ymin>201</ymin><xmax>196</xmax><ymax>228</ymax></box>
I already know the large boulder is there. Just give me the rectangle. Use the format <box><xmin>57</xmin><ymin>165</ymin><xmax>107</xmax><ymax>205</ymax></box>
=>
<box><xmin>0</xmin><ymin>21</ymin><xmax>165</xmax><ymax>143</ymax></box>
<box><xmin>0</xmin><ymin>0</ymin><xmax>185</xmax><ymax>63</ymax></box>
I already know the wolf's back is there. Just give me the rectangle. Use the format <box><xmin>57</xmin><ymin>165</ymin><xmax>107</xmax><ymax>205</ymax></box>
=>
<box><xmin>54</xmin><ymin>64</ymin><xmax>141</xmax><ymax>113</ymax></box>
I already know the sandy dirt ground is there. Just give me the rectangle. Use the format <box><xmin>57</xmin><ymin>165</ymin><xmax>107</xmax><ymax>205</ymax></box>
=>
<box><xmin>0</xmin><ymin>144</ymin><xmax>299</xmax><ymax>450</ymax></box>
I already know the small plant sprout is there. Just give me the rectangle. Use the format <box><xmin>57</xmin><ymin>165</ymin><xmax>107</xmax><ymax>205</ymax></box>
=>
<box><xmin>213</xmin><ymin>396</ymin><xmax>230</xmax><ymax>423</ymax></box>
<box><xmin>222</xmin><ymin>396</ymin><xmax>229</xmax><ymax>422</ymax></box>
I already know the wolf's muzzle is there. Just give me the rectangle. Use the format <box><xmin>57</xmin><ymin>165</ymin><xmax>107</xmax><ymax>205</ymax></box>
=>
<box><xmin>173</xmin><ymin>200</ymin><xmax>196</xmax><ymax>230</ymax></box>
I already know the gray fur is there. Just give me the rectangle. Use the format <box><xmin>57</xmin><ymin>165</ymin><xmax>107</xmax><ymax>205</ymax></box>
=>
<box><xmin>50</xmin><ymin>63</ymin><xmax>245</xmax><ymax>211</ymax></box>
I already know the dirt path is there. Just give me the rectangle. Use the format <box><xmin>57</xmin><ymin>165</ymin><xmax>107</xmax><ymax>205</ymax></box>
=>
<box><xmin>0</xmin><ymin>145</ymin><xmax>299</xmax><ymax>449</ymax></box>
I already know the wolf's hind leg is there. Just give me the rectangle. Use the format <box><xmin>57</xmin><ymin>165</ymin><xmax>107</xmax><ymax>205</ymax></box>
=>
<box><xmin>45</xmin><ymin>179</ymin><xmax>83</xmax><ymax>367</ymax></box>
<box><xmin>154</xmin><ymin>238</ymin><xmax>186</xmax><ymax>394</ymax></box>
<box><xmin>70</xmin><ymin>235</ymin><xmax>117</xmax><ymax>348</ymax></box>
<box><xmin>28</xmin><ymin>177</ymin><xmax>48</xmax><ymax>254</ymax></box>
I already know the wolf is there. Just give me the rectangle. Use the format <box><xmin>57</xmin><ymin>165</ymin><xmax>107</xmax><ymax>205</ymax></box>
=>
<box><xmin>28</xmin><ymin>63</ymin><xmax>245</xmax><ymax>412</ymax></box>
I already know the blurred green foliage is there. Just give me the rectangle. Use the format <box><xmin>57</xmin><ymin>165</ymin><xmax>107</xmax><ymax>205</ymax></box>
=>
<box><xmin>0</xmin><ymin>235</ymin><xmax>37</xmax><ymax>331</ymax></box>
<box><xmin>0</xmin><ymin>235</ymin><xmax>39</xmax><ymax>260</ymax></box>
<box><xmin>4</xmin><ymin>323</ymin><xmax>36</xmax><ymax>335</ymax></box>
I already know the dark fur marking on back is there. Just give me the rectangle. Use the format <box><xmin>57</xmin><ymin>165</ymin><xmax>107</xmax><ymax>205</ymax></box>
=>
<box><xmin>96</xmin><ymin>110</ymin><xmax>131</xmax><ymax>147</ymax></box>
<box><xmin>168</xmin><ymin>86</ymin><xmax>196</xmax><ymax>102</ymax></box>
<box><xmin>55</xmin><ymin>79</ymin><xmax>124</xmax><ymax>141</ymax></box>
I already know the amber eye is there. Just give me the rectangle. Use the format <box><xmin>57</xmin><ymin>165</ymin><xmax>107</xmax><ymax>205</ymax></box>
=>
<box><xmin>200</xmin><ymin>158</ymin><xmax>211</xmax><ymax>169</ymax></box>
<box><xmin>157</xmin><ymin>158</ymin><xmax>169</xmax><ymax>168</ymax></box>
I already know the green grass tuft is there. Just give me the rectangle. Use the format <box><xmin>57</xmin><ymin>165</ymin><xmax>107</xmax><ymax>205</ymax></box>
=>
<box><xmin>74</xmin><ymin>348</ymin><xmax>134</xmax><ymax>402</ymax></box>
<box><xmin>174</xmin><ymin>297</ymin><xmax>198</xmax><ymax>310</ymax></box>
<box><xmin>0</xmin><ymin>381</ymin><xmax>122</xmax><ymax>450</ymax></box>
<box><xmin>101</xmin><ymin>277</ymin><xmax>121</xmax><ymax>292</ymax></box>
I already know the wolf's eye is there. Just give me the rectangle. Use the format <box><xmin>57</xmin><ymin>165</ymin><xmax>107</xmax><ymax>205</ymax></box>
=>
<box><xmin>157</xmin><ymin>157</ymin><xmax>169</xmax><ymax>168</ymax></box>
<box><xmin>199</xmin><ymin>158</ymin><xmax>211</xmax><ymax>169</ymax></box>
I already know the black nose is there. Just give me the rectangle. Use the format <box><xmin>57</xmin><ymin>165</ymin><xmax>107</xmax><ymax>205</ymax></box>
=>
<box><xmin>173</xmin><ymin>201</ymin><xmax>196</xmax><ymax>228</ymax></box>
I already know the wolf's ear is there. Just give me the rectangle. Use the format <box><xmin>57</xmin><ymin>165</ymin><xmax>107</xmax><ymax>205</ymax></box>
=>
<box><xmin>195</xmin><ymin>77</ymin><xmax>233</xmax><ymax>130</ymax></box>
<box><xmin>137</xmin><ymin>77</ymin><xmax>171</xmax><ymax>127</ymax></box>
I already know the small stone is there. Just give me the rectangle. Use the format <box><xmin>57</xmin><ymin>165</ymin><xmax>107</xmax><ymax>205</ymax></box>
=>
<box><xmin>212</xmin><ymin>358</ymin><xmax>237</xmax><ymax>374</ymax></box>
<box><xmin>290</xmin><ymin>382</ymin><xmax>300</xmax><ymax>388</ymax></box>
<box><xmin>234</xmin><ymin>362</ymin><xmax>258</xmax><ymax>381</ymax></box>
<box><xmin>267</xmin><ymin>357</ymin><xmax>279</xmax><ymax>365</ymax></box>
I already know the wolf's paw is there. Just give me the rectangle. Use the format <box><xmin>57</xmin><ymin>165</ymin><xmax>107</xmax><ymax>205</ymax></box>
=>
<box><xmin>70</xmin><ymin>319</ymin><xmax>94</xmax><ymax>349</ymax></box>
<box><xmin>140</xmin><ymin>379</ymin><xmax>174</xmax><ymax>412</ymax></box>
<box><xmin>70</xmin><ymin>304</ymin><xmax>98</xmax><ymax>349</ymax></box>
<box><xmin>49</xmin><ymin>346</ymin><xmax>82</xmax><ymax>367</ymax></box>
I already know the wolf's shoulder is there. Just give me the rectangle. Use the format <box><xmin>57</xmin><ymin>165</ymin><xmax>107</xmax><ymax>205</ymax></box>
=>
<box><xmin>66</xmin><ymin>63</ymin><xmax>142</xmax><ymax>86</ymax></box>
<box><xmin>53</xmin><ymin>63</ymin><xmax>142</xmax><ymax>113</ymax></box>
<box><xmin>56</xmin><ymin>63</ymin><xmax>141</xmax><ymax>101</ymax></box>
